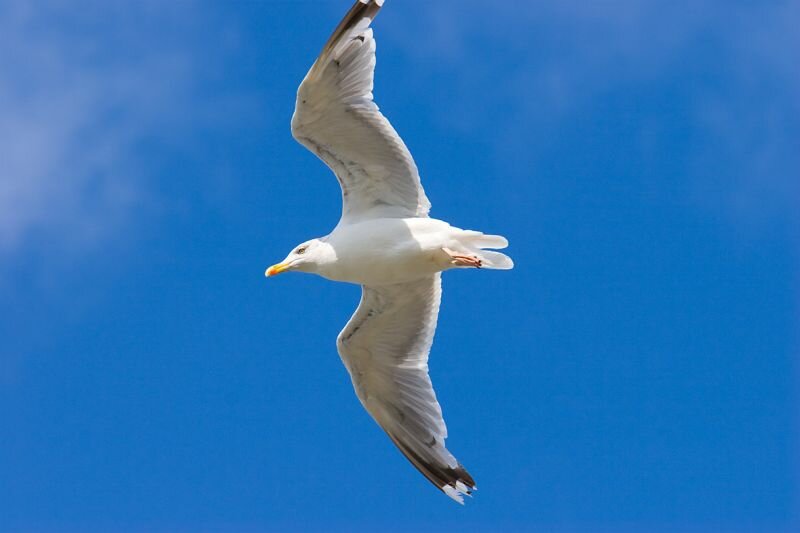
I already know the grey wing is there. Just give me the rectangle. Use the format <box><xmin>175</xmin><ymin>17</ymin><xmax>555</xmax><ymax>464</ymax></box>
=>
<box><xmin>291</xmin><ymin>0</ymin><xmax>431</xmax><ymax>224</ymax></box>
<box><xmin>336</xmin><ymin>275</ymin><xmax>475</xmax><ymax>503</ymax></box>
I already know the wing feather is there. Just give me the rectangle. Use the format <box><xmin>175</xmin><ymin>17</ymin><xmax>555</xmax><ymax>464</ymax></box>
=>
<box><xmin>336</xmin><ymin>275</ymin><xmax>475</xmax><ymax>503</ymax></box>
<box><xmin>292</xmin><ymin>0</ymin><xmax>431</xmax><ymax>223</ymax></box>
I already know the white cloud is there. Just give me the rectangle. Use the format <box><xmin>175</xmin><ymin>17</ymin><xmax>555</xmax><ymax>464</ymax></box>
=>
<box><xmin>0</xmin><ymin>1</ymin><xmax>225</xmax><ymax>255</ymax></box>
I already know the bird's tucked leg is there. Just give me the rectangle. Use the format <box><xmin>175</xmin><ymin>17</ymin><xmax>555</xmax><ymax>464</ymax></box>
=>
<box><xmin>442</xmin><ymin>247</ymin><xmax>482</xmax><ymax>268</ymax></box>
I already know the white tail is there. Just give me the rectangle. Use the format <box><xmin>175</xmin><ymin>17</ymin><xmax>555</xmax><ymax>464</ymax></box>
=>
<box><xmin>477</xmin><ymin>249</ymin><xmax>514</xmax><ymax>269</ymax></box>
<box><xmin>458</xmin><ymin>230</ymin><xmax>514</xmax><ymax>270</ymax></box>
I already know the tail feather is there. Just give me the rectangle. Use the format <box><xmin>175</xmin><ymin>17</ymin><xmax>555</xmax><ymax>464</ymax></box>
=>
<box><xmin>478</xmin><ymin>250</ymin><xmax>514</xmax><ymax>270</ymax></box>
<box><xmin>460</xmin><ymin>231</ymin><xmax>509</xmax><ymax>250</ymax></box>
<box><xmin>457</xmin><ymin>230</ymin><xmax>513</xmax><ymax>270</ymax></box>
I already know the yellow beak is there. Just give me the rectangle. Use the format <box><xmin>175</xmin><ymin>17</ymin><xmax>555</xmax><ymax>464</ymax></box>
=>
<box><xmin>265</xmin><ymin>262</ymin><xmax>290</xmax><ymax>277</ymax></box>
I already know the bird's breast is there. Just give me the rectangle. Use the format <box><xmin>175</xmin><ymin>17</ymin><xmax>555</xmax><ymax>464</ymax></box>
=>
<box><xmin>320</xmin><ymin>218</ymin><xmax>450</xmax><ymax>286</ymax></box>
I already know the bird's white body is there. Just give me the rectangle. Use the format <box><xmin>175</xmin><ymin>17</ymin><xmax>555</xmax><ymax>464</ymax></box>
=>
<box><xmin>265</xmin><ymin>0</ymin><xmax>512</xmax><ymax>503</ymax></box>
<box><xmin>320</xmin><ymin>218</ymin><xmax>496</xmax><ymax>286</ymax></box>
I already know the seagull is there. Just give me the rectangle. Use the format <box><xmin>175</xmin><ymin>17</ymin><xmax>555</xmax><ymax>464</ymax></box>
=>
<box><xmin>265</xmin><ymin>0</ymin><xmax>513</xmax><ymax>503</ymax></box>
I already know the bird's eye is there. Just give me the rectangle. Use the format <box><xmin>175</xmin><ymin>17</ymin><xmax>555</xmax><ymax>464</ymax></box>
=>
<box><xmin>296</xmin><ymin>246</ymin><xmax>307</xmax><ymax>255</ymax></box>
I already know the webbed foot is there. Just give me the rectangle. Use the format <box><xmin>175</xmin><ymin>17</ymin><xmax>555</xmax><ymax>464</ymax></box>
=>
<box><xmin>443</xmin><ymin>247</ymin><xmax>482</xmax><ymax>268</ymax></box>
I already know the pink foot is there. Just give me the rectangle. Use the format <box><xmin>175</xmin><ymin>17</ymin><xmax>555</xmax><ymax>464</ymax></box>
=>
<box><xmin>443</xmin><ymin>248</ymin><xmax>482</xmax><ymax>268</ymax></box>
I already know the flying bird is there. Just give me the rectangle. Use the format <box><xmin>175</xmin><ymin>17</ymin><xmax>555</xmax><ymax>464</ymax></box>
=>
<box><xmin>266</xmin><ymin>0</ymin><xmax>513</xmax><ymax>503</ymax></box>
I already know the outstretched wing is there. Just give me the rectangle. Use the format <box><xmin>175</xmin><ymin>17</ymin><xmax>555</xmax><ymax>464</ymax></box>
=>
<box><xmin>336</xmin><ymin>275</ymin><xmax>475</xmax><ymax>503</ymax></box>
<box><xmin>291</xmin><ymin>0</ymin><xmax>431</xmax><ymax>224</ymax></box>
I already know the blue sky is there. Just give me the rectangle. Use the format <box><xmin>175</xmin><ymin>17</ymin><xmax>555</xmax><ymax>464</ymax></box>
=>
<box><xmin>1</xmin><ymin>1</ymin><xmax>798</xmax><ymax>532</ymax></box>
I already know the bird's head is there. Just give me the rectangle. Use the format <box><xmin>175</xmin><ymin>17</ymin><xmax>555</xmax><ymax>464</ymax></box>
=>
<box><xmin>265</xmin><ymin>238</ymin><xmax>334</xmax><ymax>277</ymax></box>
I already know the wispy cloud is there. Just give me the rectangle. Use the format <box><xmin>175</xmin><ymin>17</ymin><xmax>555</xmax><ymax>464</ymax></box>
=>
<box><xmin>0</xmin><ymin>1</ymin><xmax>239</xmax><ymax>257</ymax></box>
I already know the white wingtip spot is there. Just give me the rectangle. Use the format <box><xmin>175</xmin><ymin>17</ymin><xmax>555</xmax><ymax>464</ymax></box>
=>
<box><xmin>442</xmin><ymin>484</ymin><xmax>465</xmax><ymax>505</ymax></box>
<box><xmin>455</xmin><ymin>481</ymin><xmax>471</xmax><ymax>495</ymax></box>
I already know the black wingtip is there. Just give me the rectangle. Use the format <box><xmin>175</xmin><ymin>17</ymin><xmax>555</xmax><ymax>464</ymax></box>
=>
<box><xmin>322</xmin><ymin>1</ymin><xmax>383</xmax><ymax>56</ymax></box>
<box><xmin>387</xmin><ymin>431</ymin><xmax>477</xmax><ymax>503</ymax></box>
<box><xmin>306</xmin><ymin>0</ymin><xmax>384</xmax><ymax>82</ymax></box>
